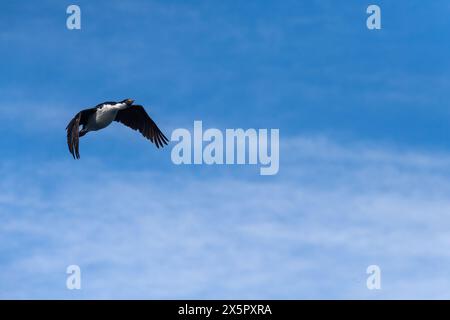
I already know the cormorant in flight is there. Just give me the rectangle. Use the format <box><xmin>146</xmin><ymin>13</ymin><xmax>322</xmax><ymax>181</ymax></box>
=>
<box><xmin>66</xmin><ymin>99</ymin><xmax>168</xmax><ymax>159</ymax></box>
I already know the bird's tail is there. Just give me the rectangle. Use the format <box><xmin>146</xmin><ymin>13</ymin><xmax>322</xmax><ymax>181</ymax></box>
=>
<box><xmin>79</xmin><ymin>129</ymin><xmax>87</xmax><ymax>137</ymax></box>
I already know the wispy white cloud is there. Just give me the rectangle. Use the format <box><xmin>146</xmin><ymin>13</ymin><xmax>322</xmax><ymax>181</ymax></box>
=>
<box><xmin>1</xmin><ymin>136</ymin><xmax>450</xmax><ymax>299</ymax></box>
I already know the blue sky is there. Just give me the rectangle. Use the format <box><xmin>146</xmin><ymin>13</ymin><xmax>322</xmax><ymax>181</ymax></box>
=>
<box><xmin>0</xmin><ymin>0</ymin><xmax>450</xmax><ymax>299</ymax></box>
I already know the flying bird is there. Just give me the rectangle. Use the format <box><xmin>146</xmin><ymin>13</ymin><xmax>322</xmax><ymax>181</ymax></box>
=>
<box><xmin>66</xmin><ymin>99</ymin><xmax>169</xmax><ymax>159</ymax></box>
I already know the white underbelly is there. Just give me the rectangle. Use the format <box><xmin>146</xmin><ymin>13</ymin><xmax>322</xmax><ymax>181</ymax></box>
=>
<box><xmin>88</xmin><ymin>107</ymin><xmax>118</xmax><ymax>131</ymax></box>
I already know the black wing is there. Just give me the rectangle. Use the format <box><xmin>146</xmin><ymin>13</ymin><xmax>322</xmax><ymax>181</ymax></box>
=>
<box><xmin>114</xmin><ymin>105</ymin><xmax>169</xmax><ymax>148</ymax></box>
<box><xmin>66</xmin><ymin>108</ymin><xmax>96</xmax><ymax>159</ymax></box>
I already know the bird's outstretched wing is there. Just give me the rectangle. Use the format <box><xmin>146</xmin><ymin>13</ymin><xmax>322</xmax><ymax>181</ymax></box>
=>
<box><xmin>66</xmin><ymin>108</ymin><xmax>96</xmax><ymax>159</ymax></box>
<box><xmin>114</xmin><ymin>105</ymin><xmax>169</xmax><ymax>148</ymax></box>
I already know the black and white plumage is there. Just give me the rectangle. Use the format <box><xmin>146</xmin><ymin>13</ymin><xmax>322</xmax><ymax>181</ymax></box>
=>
<box><xmin>66</xmin><ymin>99</ymin><xmax>169</xmax><ymax>159</ymax></box>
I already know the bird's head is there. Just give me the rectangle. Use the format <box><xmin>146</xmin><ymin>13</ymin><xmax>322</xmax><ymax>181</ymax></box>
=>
<box><xmin>121</xmin><ymin>98</ymin><xmax>134</xmax><ymax>106</ymax></box>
